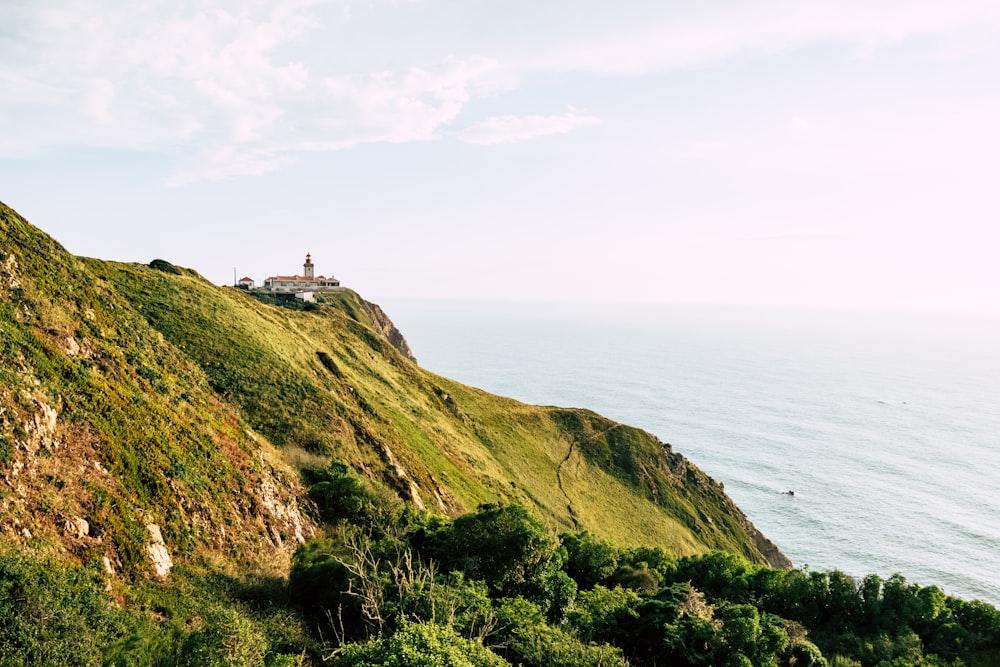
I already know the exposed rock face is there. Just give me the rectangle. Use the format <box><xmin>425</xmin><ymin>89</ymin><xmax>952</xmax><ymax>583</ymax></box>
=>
<box><xmin>748</xmin><ymin>524</ymin><xmax>793</xmax><ymax>570</ymax></box>
<box><xmin>360</xmin><ymin>298</ymin><xmax>416</xmax><ymax>363</ymax></box>
<box><xmin>1</xmin><ymin>252</ymin><xmax>21</xmax><ymax>290</ymax></box>
<box><xmin>145</xmin><ymin>523</ymin><xmax>173</xmax><ymax>577</ymax></box>
<box><xmin>255</xmin><ymin>451</ymin><xmax>309</xmax><ymax>546</ymax></box>
<box><xmin>66</xmin><ymin>516</ymin><xmax>89</xmax><ymax>539</ymax></box>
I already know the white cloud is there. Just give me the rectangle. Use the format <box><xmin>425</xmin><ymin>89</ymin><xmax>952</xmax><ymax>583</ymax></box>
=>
<box><xmin>0</xmin><ymin>0</ymin><xmax>512</xmax><ymax>182</ymax></box>
<box><xmin>164</xmin><ymin>144</ymin><xmax>297</xmax><ymax>187</ymax></box>
<box><xmin>457</xmin><ymin>111</ymin><xmax>600</xmax><ymax>146</ymax></box>
<box><xmin>2</xmin><ymin>0</ymin><xmax>999</xmax><ymax>182</ymax></box>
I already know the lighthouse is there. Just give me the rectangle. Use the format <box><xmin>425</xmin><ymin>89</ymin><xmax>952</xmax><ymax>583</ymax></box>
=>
<box><xmin>261</xmin><ymin>254</ymin><xmax>339</xmax><ymax>292</ymax></box>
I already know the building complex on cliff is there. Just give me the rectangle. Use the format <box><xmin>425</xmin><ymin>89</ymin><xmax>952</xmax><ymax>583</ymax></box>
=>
<box><xmin>237</xmin><ymin>253</ymin><xmax>341</xmax><ymax>299</ymax></box>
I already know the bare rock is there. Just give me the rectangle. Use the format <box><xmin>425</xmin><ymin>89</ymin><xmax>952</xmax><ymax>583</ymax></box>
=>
<box><xmin>0</xmin><ymin>252</ymin><xmax>21</xmax><ymax>290</ymax></box>
<box><xmin>64</xmin><ymin>336</ymin><xmax>80</xmax><ymax>357</ymax></box>
<box><xmin>255</xmin><ymin>452</ymin><xmax>309</xmax><ymax>545</ymax></box>
<box><xmin>359</xmin><ymin>298</ymin><xmax>416</xmax><ymax>363</ymax></box>
<box><xmin>65</xmin><ymin>516</ymin><xmax>89</xmax><ymax>539</ymax></box>
<box><xmin>145</xmin><ymin>523</ymin><xmax>173</xmax><ymax>577</ymax></box>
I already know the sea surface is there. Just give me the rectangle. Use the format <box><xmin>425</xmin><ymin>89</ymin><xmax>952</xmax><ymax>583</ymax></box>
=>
<box><xmin>382</xmin><ymin>299</ymin><xmax>1000</xmax><ymax>605</ymax></box>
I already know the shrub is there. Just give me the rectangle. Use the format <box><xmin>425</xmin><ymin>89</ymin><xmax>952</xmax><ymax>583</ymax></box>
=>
<box><xmin>179</xmin><ymin>606</ymin><xmax>269</xmax><ymax>667</ymax></box>
<box><xmin>495</xmin><ymin>598</ymin><xmax>627</xmax><ymax>667</ymax></box>
<box><xmin>304</xmin><ymin>461</ymin><xmax>402</xmax><ymax>529</ymax></box>
<box><xmin>422</xmin><ymin>504</ymin><xmax>560</xmax><ymax>598</ymax></box>
<box><xmin>0</xmin><ymin>435</ymin><xmax>11</xmax><ymax>466</ymax></box>
<box><xmin>566</xmin><ymin>585</ymin><xmax>642</xmax><ymax>644</ymax></box>
<box><xmin>562</xmin><ymin>531</ymin><xmax>619</xmax><ymax>590</ymax></box>
<box><xmin>332</xmin><ymin>619</ymin><xmax>510</xmax><ymax>667</ymax></box>
<box><xmin>149</xmin><ymin>259</ymin><xmax>183</xmax><ymax>275</ymax></box>
<box><xmin>0</xmin><ymin>551</ymin><xmax>128</xmax><ymax>666</ymax></box>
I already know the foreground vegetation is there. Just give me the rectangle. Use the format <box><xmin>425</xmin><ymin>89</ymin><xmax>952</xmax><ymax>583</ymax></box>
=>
<box><xmin>3</xmin><ymin>463</ymin><xmax>999</xmax><ymax>666</ymax></box>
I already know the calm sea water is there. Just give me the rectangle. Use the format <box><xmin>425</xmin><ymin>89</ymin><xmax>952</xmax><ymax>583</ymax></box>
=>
<box><xmin>382</xmin><ymin>300</ymin><xmax>1000</xmax><ymax>605</ymax></box>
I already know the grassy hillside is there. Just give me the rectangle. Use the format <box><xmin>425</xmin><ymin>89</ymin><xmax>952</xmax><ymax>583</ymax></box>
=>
<box><xmin>85</xmin><ymin>257</ymin><xmax>784</xmax><ymax>568</ymax></box>
<box><xmin>0</xmin><ymin>202</ymin><xmax>310</xmax><ymax>577</ymax></box>
<box><xmin>2</xmin><ymin>197</ymin><xmax>784</xmax><ymax>579</ymax></box>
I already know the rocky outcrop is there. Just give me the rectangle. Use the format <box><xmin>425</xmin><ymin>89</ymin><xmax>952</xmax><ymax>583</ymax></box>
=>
<box><xmin>1</xmin><ymin>252</ymin><xmax>21</xmax><ymax>290</ymax></box>
<box><xmin>255</xmin><ymin>450</ymin><xmax>310</xmax><ymax>547</ymax></box>
<box><xmin>145</xmin><ymin>523</ymin><xmax>173</xmax><ymax>577</ymax></box>
<box><xmin>747</xmin><ymin>522</ymin><xmax>793</xmax><ymax>569</ymax></box>
<box><xmin>360</xmin><ymin>298</ymin><xmax>416</xmax><ymax>363</ymax></box>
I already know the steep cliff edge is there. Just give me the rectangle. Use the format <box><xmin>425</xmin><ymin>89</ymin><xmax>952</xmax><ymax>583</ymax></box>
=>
<box><xmin>1</xmin><ymin>199</ymin><xmax>788</xmax><ymax>574</ymax></box>
<box><xmin>359</xmin><ymin>297</ymin><xmax>416</xmax><ymax>363</ymax></box>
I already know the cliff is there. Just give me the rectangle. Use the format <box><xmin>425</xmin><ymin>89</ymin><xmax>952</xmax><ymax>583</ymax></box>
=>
<box><xmin>0</xmin><ymin>199</ymin><xmax>788</xmax><ymax>578</ymax></box>
<box><xmin>359</xmin><ymin>297</ymin><xmax>417</xmax><ymax>363</ymax></box>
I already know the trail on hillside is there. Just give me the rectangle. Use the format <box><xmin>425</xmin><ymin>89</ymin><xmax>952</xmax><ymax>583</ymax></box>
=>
<box><xmin>556</xmin><ymin>423</ymin><xmax>627</xmax><ymax>530</ymax></box>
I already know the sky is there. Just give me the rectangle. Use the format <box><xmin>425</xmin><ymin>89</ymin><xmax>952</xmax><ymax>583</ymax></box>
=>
<box><xmin>2</xmin><ymin>0</ymin><xmax>999</xmax><ymax>313</ymax></box>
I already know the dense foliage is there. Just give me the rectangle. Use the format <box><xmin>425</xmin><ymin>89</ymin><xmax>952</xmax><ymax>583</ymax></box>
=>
<box><xmin>282</xmin><ymin>462</ymin><xmax>1000</xmax><ymax>667</ymax></box>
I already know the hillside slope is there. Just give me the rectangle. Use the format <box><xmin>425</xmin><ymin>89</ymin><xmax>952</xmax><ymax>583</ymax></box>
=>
<box><xmin>1</xmin><ymin>200</ymin><xmax>787</xmax><ymax>576</ymax></box>
<box><xmin>0</xmin><ymin>202</ymin><xmax>310</xmax><ymax>578</ymax></box>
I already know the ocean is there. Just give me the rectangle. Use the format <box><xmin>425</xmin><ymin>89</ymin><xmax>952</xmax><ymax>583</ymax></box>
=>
<box><xmin>382</xmin><ymin>299</ymin><xmax>1000</xmax><ymax>605</ymax></box>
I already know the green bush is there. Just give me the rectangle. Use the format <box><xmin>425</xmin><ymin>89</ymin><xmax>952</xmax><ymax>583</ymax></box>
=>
<box><xmin>566</xmin><ymin>585</ymin><xmax>642</xmax><ymax>644</ymax></box>
<box><xmin>304</xmin><ymin>461</ymin><xmax>401</xmax><ymax>528</ymax></box>
<box><xmin>0</xmin><ymin>435</ymin><xmax>11</xmax><ymax>466</ymax></box>
<box><xmin>422</xmin><ymin>504</ymin><xmax>560</xmax><ymax>598</ymax></box>
<box><xmin>562</xmin><ymin>531</ymin><xmax>619</xmax><ymax>590</ymax></box>
<box><xmin>495</xmin><ymin>597</ymin><xmax>627</xmax><ymax>667</ymax></box>
<box><xmin>332</xmin><ymin>619</ymin><xmax>510</xmax><ymax>667</ymax></box>
<box><xmin>149</xmin><ymin>259</ymin><xmax>183</xmax><ymax>275</ymax></box>
<box><xmin>0</xmin><ymin>551</ymin><xmax>129</xmax><ymax>666</ymax></box>
<box><xmin>179</xmin><ymin>606</ymin><xmax>268</xmax><ymax>667</ymax></box>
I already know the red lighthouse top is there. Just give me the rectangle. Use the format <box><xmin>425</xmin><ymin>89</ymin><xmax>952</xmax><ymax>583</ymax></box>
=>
<box><xmin>305</xmin><ymin>253</ymin><xmax>312</xmax><ymax>264</ymax></box>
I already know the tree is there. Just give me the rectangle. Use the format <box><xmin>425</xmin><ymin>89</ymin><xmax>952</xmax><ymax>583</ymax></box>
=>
<box><xmin>674</xmin><ymin>551</ymin><xmax>755</xmax><ymax>603</ymax></box>
<box><xmin>567</xmin><ymin>585</ymin><xmax>642</xmax><ymax>644</ymax></box>
<box><xmin>494</xmin><ymin>598</ymin><xmax>627</xmax><ymax>667</ymax></box>
<box><xmin>423</xmin><ymin>504</ymin><xmax>561</xmax><ymax>598</ymax></box>
<box><xmin>562</xmin><ymin>532</ymin><xmax>619</xmax><ymax>589</ymax></box>
<box><xmin>826</xmin><ymin>571</ymin><xmax>861</xmax><ymax>632</ymax></box>
<box><xmin>858</xmin><ymin>573</ymin><xmax>883</xmax><ymax>629</ymax></box>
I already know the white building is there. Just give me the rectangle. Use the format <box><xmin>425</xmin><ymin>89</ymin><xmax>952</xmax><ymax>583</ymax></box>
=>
<box><xmin>261</xmin><ymin>253</ymin><xmax>341</xmax><ymax>293</ymax></box>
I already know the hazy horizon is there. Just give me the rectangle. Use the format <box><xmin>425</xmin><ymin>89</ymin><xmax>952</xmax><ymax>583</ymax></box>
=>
<box><xmin>3</xmin><ymin>1</ymin><xmax>999</xmax><ymax>314</ymax></box>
